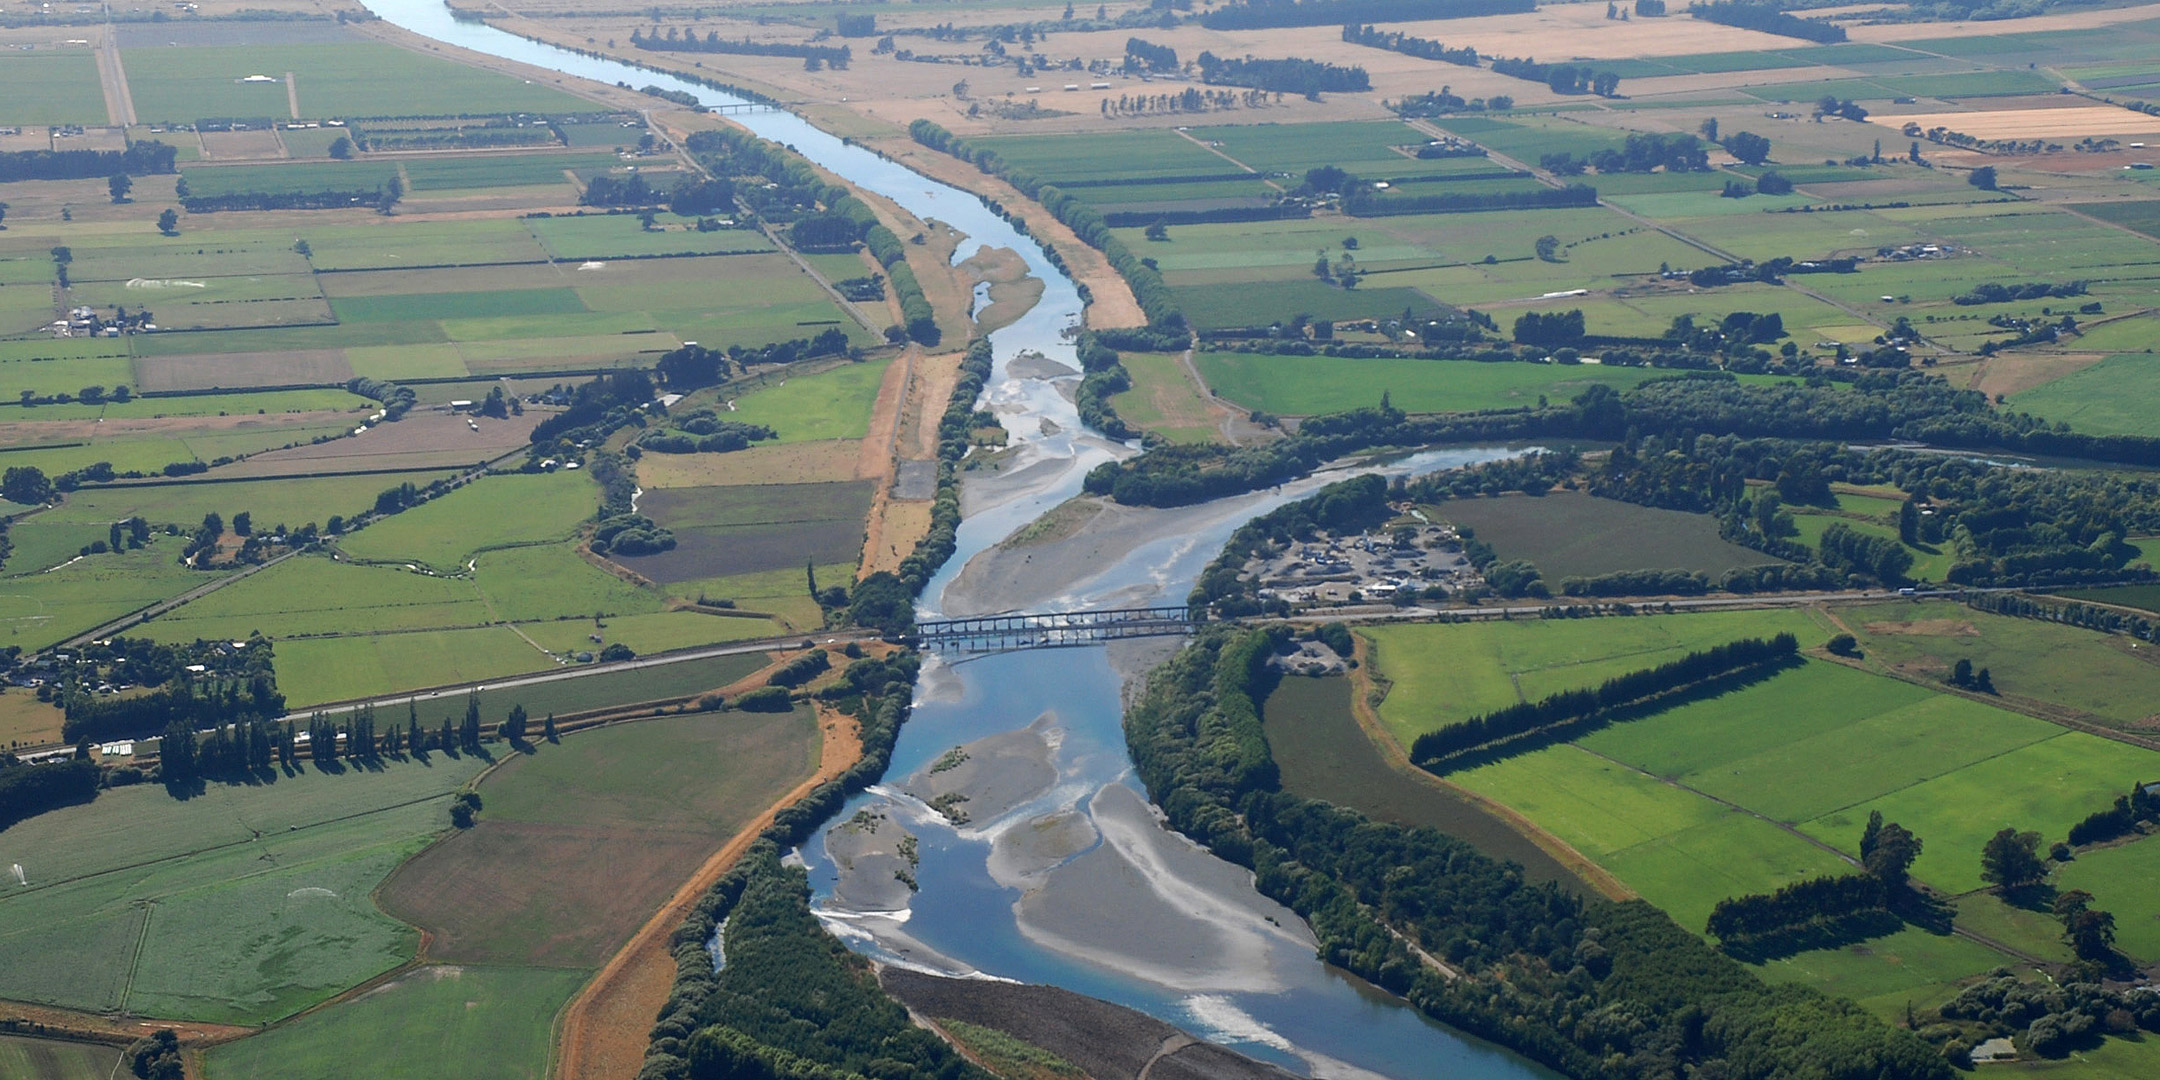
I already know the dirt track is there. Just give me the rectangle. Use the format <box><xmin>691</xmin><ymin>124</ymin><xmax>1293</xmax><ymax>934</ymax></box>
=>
<box><xmin>551</xmin><ymin>702</ymin><xmax>863</xmax><ymax>1080</ymax></box>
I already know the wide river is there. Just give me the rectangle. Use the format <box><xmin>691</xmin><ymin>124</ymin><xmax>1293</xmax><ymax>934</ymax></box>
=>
<box><xmin>358</xmin><ymin>5</ymin><xmax>1558</xmax><ymax>1074</ymax></box>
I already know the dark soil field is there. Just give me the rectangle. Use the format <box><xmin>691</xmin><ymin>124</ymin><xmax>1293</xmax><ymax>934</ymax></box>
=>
<box><xmin>879</xmin><ymin>970</ymin><xmax>1297</xmax><ymax>1080</ymax></box>
<box><xmin>619</xmin><ymin>481</ymin><xmax>873</xmax><ymax>582</ymax></box>
<box><xmin>377</xmin><ymin>704</ymin><xmax>819</xmax><ymax>967</ymax></box>
<box><xmin>1438</xmin><ymin>492</ymin><xmax>1780</xmax><ymax>581</ymax></box>
<box><xmin>1262</xmin><ymin>676</ymin><xmax>1586</xmax><ymax>892</ymax></box>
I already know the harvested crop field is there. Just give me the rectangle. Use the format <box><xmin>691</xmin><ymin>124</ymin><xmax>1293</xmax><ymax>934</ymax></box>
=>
<box><xmin>215</xmin><ymin>411</ymin><xmax>541</xmax><ymax>477</ymax></box>
<box><xmin>377</xmin><ymin>705</ymin><xmax>820</xmax><ymax>968</ymax></box>
<box><xmin>1437</xmin><ymin>492</ymin><xmax>1780</xmax><ymax>581</ymax></box>
<box><xmin>132</xmin><ymin>349</ymin><xmax>354</xmax><ymax>393</ymax></box>
<box><xmin>1887</xmin><ymin>105</ymin><xmax>2160</xmax><ymax>139</ymax></box>
<box><xmin>634</xmin><ymin>439</ymin><xmax>865</xmax><ymax>487</ymax></box>
<box><xmin>615</xmin><ymin>481</ymin><xmax>873</xmax><ymax>583</ymax></box>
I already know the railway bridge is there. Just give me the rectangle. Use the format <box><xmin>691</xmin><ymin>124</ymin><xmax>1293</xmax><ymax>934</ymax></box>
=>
<box><xmin>912</xmin><ymin>606</ymin><xmax>1197</xmax><ymax>652</ymax></box>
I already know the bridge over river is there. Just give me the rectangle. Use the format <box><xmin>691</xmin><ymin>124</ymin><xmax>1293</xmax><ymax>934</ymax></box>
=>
<box><xmin>913</xmin><ymin>606</ymin><xmax>1197</xmax><ymax>651</ymax></box>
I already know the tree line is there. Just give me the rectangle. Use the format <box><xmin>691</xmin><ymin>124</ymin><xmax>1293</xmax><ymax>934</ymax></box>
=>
<box><xmin>1199</xmin><ymin>0</ymin><xmax>1531</xmax><ymax>29</ymax></box>
<box><xmin>628</xmin><ymin>26</ymin><xmax>852</xmax><ymax>66</ymax></box>
<box><xmin>1488</xmin><ymin>56</ymin><xmax>1620</xmax><ymax>96</ymax></box>
<box><xmin>1125</xmin><ymin>626</ymin><xmax>1948</xmax><ymax>1080</ymax></box>
<box><xmin>0</xmin><ymin>754</ymin><xmax>100</xmax><ymax>830</ymax></box>
<box><xmin>1341</xmin><ymin>23</ymin><xmax>1481</xmax><ymax>66</ymax></box>
<box><xmin>0</xmin><ymin>140</ymin><xmax>175</xmax><ymax>183</ymax></box>
<box><xmin>1692</xmin><ymin>0</ymin><xmax>1846</xmax><ymax>41</ymax></box>
<box><xmin>1410</xmin><ymin>633</ymin><xmax>1800</xmax><ymax>763</ymax></box>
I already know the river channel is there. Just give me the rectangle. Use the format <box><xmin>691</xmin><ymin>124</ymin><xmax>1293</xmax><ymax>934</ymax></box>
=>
<box><xmin>356</xmin><ymin>5</ymin><xmax>1558</xmax><ymax>1074</ymax></box>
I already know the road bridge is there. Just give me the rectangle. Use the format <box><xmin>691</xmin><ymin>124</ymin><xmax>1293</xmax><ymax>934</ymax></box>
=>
<box><xmin>914</xmin><ymin>606</ymin><xmax>1196</xmax><ymax>651</ymax></box>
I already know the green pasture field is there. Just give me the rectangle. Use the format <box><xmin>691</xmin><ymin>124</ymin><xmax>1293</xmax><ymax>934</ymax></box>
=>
<box><xmin>1111</xmin><ymin>351</ymin><xmax>1217</xmax><ymax>444</ymax></box>
<box><xmin>278</xmin><ymin>126</ymin><xmax>351</xmax><ymax>158</ymax></box>
<box><xmin>118</xmin><ymin>48</ymin><xmax>293</xmax><ymax>123</ymax></box>
<box><xmin>0</xmin><ymin>1035</ymin><xmax>120</xmax><ymax>1080</ymax></box>
<box><xmin>181</xmin><ymin>160</ymin><xmax>399</xmax><ymax>196</ymax></box>
<box><xmin>665</xmin><ymin>561</ymin><xmax>850</xmax><ymax>631</ymax></box>
<box><xmin>972</xmin><ymin>129</ymin><xmax>1234</xmax><ymax>182</ymax></box>
<box><xmin>1436</xmin><ymin>491</ymin><xmax>1781</xmax><ymax>580</ymax></box>
<box><xmin>1754</xmin><ymin>924</ymin><xmax>2020</xmax><ymax>1019</ymax></box>
<box><xmin>1428</xmin><ymin>116</ymin><xmax>1630</xmax><ymax>165</ymax></box>
<box><xmin>1987</xmin><ymin>1033</ymin><xmax>2160</xmax><ymax>1080</ymax></box>
<box><xmin>378</xmin><ymin>704</ymin><xmax>818</xmax><ymax>966</ymax></box>
<box><xmin>1801</xmin><ymin>730</ymin><xmax>2160</xmax><ymax>894</ymax></box>
<box><xmin>2073</xmin><ymin>201</ymin><xmax>2160</xmax><ymax>241</ymax></box>
<box><xmin>202</xmin><ymin>964</ymin><xmax>588</xmax><ymax>1080</ymax></box>
<box><xmin>272</xmin><ymin>626</ymin><xmax>551</xmax><ymax>706</ymax></box>
<box><xmin>1360</xmin><ymin>609</ymin><xmax>1826</xmax><ymax>748</ymax></box>
<box><xmin>0</xmin><ymin>422</ymin><xmax>351</xmax><ymax>481</ymax></box>
<box><xmin>1171</xmin><ymin>281</ymin><xmax>1451</xmax><ymax>329</ymax></box>
<box><xmin>2011</xmin><ymin>354</ymin><xmax>2160</xmax><ymax>438</ymax></box>
<box><xmin>4</xmin><ymin>521</ymin><xmax>126</xmax><ymax>576</ymax></box>
<box><xmin>1451</xmin><ymin>743</ymin><xmax>1849</xmax><ymax>933</ymax></box>
<box><xmin>126</xmin><ymin>42</ymin><xmax>589</xmax><ymax>122</ymax></box>
<box><xmin>526</xmin><ymin>216</ymin><xmax>776</xmax><ymax>260</ymax></box>
<box><xmin>301</xmin><ymin>219</ymin><xmax>554</xmax><ymax>270</ymax></box>
<box><xmin>473</xmin><ymin>543</ymin><xmax>667</xmax><ymax>623</ymax></box>
<box><xmin>402</xmin><ymin>152</ymin><xmax>620</xmax><ymax>190</ymax></box>
<box><xmin>1954</xmin><ymin>892</ymin><xmax>2076</xmax><ymax>965</ymax></box>
<box><xmin>2055</xmin><ymin>834</ymin><xmax>2160</xmax><ymax>964</ymax></box>
<box><xmin>1585</xmin><ymin>663</ymin><xmax>2057</xmax><ymax>825</ymax></box>
<box><xmin>1185</xmin><ymin>120</ymin><xmax>1474</xmax><ymax>178</ymax></box>
<box><xmin>1067</xmin><ymin>178</ymin><xmax>1283</xmax><ymax>209</ymax></box>
<box><xmin>0</xmin><ymin>538</ymin><xmax>218</xmax><ymax>650</ymax></box>
<box><xmin>1790</xmin><ymin>512</ymin><xmax>1953</xmax><ymax>582</ymax></box>
<box><xmin>465</xmin><ymin>650</ymin><xmax>769</xmax><ymax>720</ymax></box>
<box><xmin>1742</xmin><ymin>70</ymin><xmax>2060</xmax><ymax>103</ymax></box>
<box><xmin>68</xmin><ymin>276</ymin><xmax>333</xmax><ymax>332</ymax></box>
<box><xmin>2054</xmin><ymin>583</ymin><xmax>2160</xmax><ymax>613</ymax></box>
<box><xmin>137</xmin><ymin>556</ymin><xmax>495</xmax><ymax>643</ymax></box>
<box><xmin>1841</xmin><ymin>599</ymin><xmax>2160</xmax><ymax>732</ymax></box>
<box><xmin>1195</xmin><ymin>353</ymin><xmax>1670</xmax><ymax>415</ymax></box>
<box><xmin>337</xmin><ymin>471</ymin><xmax>598</xmax><ymax>569</ymax></box>
<box><xmin>516</xmin><ymin>610</ymin><xmax>776</xmax><ymax>655</ymax></box>
<box><xmin>1262</xmin><ymin>674</ymin><xmax>1584</xmax><ymax>889</ymax></box>
<box><xmin>61</xmin><ymin>230</ymin><xmax>314</xmax><ymax>282</ymax></box>
<box><xmin>7</xmin><ymin>388</ymin><xmax>369</xmax><ymax>422</ymax></box>
<box><xmin>559</xmin><ymin>121</ymin><xmax>639</xmax><ymax>148</ymax></box>
<box><xmin>331</xmin><ymin>288</ymin><xmax>589</xmax><ymax>323</ymax></box>
<box><xmin>42</xmin><ymin>471</ymin><xmax>458</xmax><ymax>531</ymax></box>
<box><xmin>0</xmin><ymin>52</ymin><xmax>110</xmax><ymax>126</ymax></box>
<box><xmin>725</xmin><ymin>359</ymin><xmax>888</xmax><ymax>443</ymax></box>
<box><xmin>0</xmin><ymin>756</ymin><xmax>486</xmax><ymax>1021</ymax></box>
<box><xmin>1138</xmin><ymin>209</ymin><xmax>1708</xmax><ymax>309</ymax></box>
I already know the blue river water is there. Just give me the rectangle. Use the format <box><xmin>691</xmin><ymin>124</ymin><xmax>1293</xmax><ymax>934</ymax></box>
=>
<box><xmin>356</xmin><ymin>5</ymin><xmax>1559</xmax><ymax>1074</ymax></box>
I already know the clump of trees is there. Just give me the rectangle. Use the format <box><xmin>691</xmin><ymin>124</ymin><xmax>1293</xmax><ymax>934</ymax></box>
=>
<box><xmin>1194</xmin><ymin>52</ymin><xmax>1370</xmax><ymax>94</ymax></box>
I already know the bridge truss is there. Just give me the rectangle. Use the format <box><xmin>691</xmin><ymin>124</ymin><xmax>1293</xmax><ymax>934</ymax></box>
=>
<box><xmin>913</xmin><ymin>606</ymin><xmax>1196</xmax><ymax>652</ymax></box>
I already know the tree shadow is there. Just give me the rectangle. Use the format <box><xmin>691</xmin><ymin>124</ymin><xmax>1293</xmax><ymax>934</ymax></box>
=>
<box><xmin>1423</xmin><ymin>655</ymin><xmax>1805</xmax><ymax>775</ymax></box>
<box><xmin>1720</xmin><ymin>908</ymin><xmax>1906</xmax><ymax>963</ymax></box>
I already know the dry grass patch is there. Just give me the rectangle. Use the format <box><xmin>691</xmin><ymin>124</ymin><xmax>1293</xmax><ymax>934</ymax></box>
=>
<box><xmin>634</xmin><ymin>439</ymin><xmax>863</xmax><ymax>487</ymax></box>
<box><xmin>1889</xmin><ymin>105</ymin><xmax>2160</xmax><ymax>140</ymax></box>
